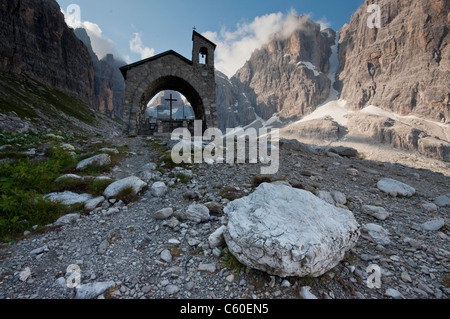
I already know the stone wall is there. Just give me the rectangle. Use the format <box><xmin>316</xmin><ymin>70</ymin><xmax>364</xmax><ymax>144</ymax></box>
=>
<box><xmin>121</xmin><ymin>32</ymin><xmax>217</xmax><ymax>136</ymax></box>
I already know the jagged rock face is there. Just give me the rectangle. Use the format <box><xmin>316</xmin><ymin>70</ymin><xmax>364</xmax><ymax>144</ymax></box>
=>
<box><xmin>336</xmin><ymin>0</ymin><xmax>450</xmax><ymax>123</ymax></box>
<box><xmin>232</xmin><ymin>16</ymin><xmax>336</xmax><ymax>121</ymax></box>
<box><xmin>74</xmin><ymin>28</ymin><xmax>125</xmax><ymax>119</ymax></box>
<box><xmin>215</xmin><ymin>70</ymin><xmax>256</xmax><ymax>131</ymax></box>
<box><xmin>0</xmin><ymin>0</ymin><xmax>94</xmax><ymax>105</ymax></box>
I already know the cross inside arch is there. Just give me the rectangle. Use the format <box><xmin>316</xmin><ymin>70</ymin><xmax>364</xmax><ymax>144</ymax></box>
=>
<box><xmin>165</xmin><ymin>93</ymin><xmax>178</xmax><ymax>121</ymax></box>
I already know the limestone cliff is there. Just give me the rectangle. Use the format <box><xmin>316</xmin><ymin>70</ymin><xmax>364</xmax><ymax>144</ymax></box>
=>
<box><xmin>74</xmin><ymin>28</ymin><xmax>125</xmax><ymax>119</ymax></box>
<box><xmin>0</xmin><ymin>0</ymin><xmax>94</xmax><ymax>105</ymax></box>
<box><xmin>336</xmin><ymin>0</ymin><xmax>449</xmax><ymax>123</ymax></box>
<box><xmin>215</xmin><ymin>70</ymin><xmax>257</xmax><ymax>132</ymax></box>
<box><xmin>232</xmin><ymin>16</ymin><xmax>336</xmax><ymax>121</ymax></box>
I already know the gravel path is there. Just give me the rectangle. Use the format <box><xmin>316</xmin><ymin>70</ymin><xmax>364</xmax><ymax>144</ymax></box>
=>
<box><xmin>0</xmin><ymin>136</ymin><xmax>448</xmax><ymax>300</ymax></box>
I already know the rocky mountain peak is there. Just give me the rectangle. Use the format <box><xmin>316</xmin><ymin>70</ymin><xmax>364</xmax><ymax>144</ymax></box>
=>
<box><xmin>230</xmin><ymin>15</ymin><xmax>336</xmax><ymax>121</ymax></box>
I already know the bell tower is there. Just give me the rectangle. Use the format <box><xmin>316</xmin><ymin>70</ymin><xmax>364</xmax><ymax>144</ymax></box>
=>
<box><xmin>192</xmin><ymin>30</ymin><xmax>216</xmax><ymax>67</ymax></box>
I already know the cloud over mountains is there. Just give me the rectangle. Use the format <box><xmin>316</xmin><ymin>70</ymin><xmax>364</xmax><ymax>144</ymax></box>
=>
<box><xmin>203</xmin><ymin>10</ymin><xmax>330</xmax><ymax>78</ymax></box>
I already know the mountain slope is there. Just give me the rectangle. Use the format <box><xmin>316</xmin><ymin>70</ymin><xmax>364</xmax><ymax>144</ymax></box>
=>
<box><xmin>0</xmin><ymin>0</ymin><xmax>94</xmax><ymax>105</ymax></box>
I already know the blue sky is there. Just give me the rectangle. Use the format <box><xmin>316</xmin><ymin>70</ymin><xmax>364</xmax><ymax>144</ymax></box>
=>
<box><xmin>56</xmin><ymin>0</ymin><xmax>363</xmax><ymax>76</ymax></box>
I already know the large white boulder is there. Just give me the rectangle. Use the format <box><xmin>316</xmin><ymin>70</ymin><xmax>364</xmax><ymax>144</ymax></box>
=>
<box><xmin>103</xmin><ymin>176</ymin><xmax>147</xmax><ymax>199</ymax></box>
<box><xmin>224</xmin><ymin>183</ymin><xmax>360</xmax><ymax>278</ymax></box>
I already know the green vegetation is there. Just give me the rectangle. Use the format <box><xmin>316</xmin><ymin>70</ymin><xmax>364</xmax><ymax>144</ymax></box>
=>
<box><xmin>252</xmin><ymin>174</ymin><xmax>273</xmax><ymax>187</ymax></box>
<box><xmin>220</xmin><ymin>186</ymin><xmax>245</xmax><ymax>201</ymax></box>
<box><xmin>220</xmin><ymin>247</ymin><xmax>246</xmax><ymax>275</ymax></box>
<box><xmin>0</xmin><ymin>142</ymin><xmax>78</xmax><ymax>242</ymax></box>
<box><xmin>0</xmin><ymin>131</ymin><xmax>121</xmax><ymax>242</ymax></box>
<box><xmin>176</xmin><ymin>173</ymin><xmax>192</xmax><ymax>184</ymax></box>
<box><xmin>0</xmin><ymin>73</ymin><xmax>96</xmax><ymax>129</ymax></box>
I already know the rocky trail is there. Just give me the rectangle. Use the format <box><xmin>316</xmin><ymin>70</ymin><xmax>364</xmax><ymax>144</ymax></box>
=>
<box><xmin>0</xmin><ymin>135</ymin><xmax>449</xmax><ymax>300</ymax></box>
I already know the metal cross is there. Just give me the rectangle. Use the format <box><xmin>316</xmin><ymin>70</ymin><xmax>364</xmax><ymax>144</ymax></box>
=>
<box><xmin>165</xmin><ymin>93</ymin><xmax>178</xmax><ymax>121</ymax></box>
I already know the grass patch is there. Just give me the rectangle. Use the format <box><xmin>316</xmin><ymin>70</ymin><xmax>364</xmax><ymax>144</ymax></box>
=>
<box><xmin>0</xmin><ymin>73</ymin><xmax>97</xmax><ymax>129</ymax></box>
<box><xmin>442</xmin><ymin>276</ymin><xmax>450</xmax><ymax>289</ymax></box>
<box><xmin>220</xmin><ymin>247</ymin><xmax>246</xmax><ymax>275</ymax></box>
<box><xmin>176</xmin><ymin>173</ymin><xmax>192</xmax><ymax>184</ymax></box>
<box><xmin>220</xmin><ymin>187</ymin><xmax>245</xmax><ymax>201</ymax></box>
<box><xmin>0</xmin><ymin>145</ymin><xmax>80</xmax><ymax>242</ymax></box>
<box><xmin>113</xmin><ymin>186</ymin><xmax>138</xmax><ymax>205</ymax></box>
<box><xmin>89</xmin><ymin>179</ymin><xmax>114</xmax><ymax>197</ymax></box>
<box><xmin>252</xmin><ymin>174</ymin><xmax>272</xmax><ymax>187</ymax></box>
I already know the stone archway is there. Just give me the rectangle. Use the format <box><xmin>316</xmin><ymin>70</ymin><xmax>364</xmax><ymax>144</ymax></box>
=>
<box><xmin>120</xmin><ymin>31</ymin><xmax>218</xmax><ymax>136</ymax></box>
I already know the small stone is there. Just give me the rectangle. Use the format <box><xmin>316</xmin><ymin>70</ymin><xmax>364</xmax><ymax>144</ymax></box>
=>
<box><xmin>76</xmin><ymin>154</ymin><xmax>111</xmax><ymax>171</ymax></box>
<box><xmin>421</xmin><ymin>203</ymin><xmax>438</xmax><ymax>212</ymax></box>
<box><xmin>97</xmin><ymin>240</ymin><xmax>109</xmax><ymax>255</ymax></box>
<box><xmin>166</xmin><ymin>285</ymin><xmax>180</xmax><ymax>295</ymax></box>
<box><xmin>103</xmin><ymin>176</ymin><xmax>147</xmax><ymax>199</ymax></box>
<box><xmin>362</xmin><ymin>224</ymin><xmax>391</xmax><ymax>245</ymax></box>
<box><xmin>208</xmin><ymin>226</ymin><xmax>227</xmax><ymax>248</ymax></box>
<box><xmin>316</xmin><ymin>191</ymin><xmax>335</xmax><ymax>205</ymax></box>
<box><xmin>329</xmin><ymin>146</ymin><xmax>358</xmax><ymax>158</ymax></box>
<box><xmin>377</xmin><ymin>178</ymin><xmax>415</xmax><ymax>197</ymax></box>
<box><xmin>76</xmin><ymin>281</ymin><xmax>115</xmax><ymax>299</ymax></box>
<box><xmin>153</xmin><ymin>208</ymin><xmax>173</xmax><ymax>220</ymax></box>
<box><xmin>435</xmin><ymin>195</ymin><xmax>450</xmax><ymax>207</ymax></box>
<box><xmin>151</xmin><ymin>182</ymin><xmax>168</xmax><ymax>197</ymax></box>
<box><xmin>385</xmin><ymin>288</ymin><xmax>403</xmax><ymax>299</ymax></box>
<box><xmin>299</xmin><ymin>286</ymin><xmax>318</xmax><ymax>299</ymax></box>
<box><xmin>226</xmin><ymin>274</ymin><xmax>235</xmax><ymax>283</ymax></box>
<box><xmin>185</xmin><ymin>204</ymin><xmax>210</xmax><ymax>223</ymax></box>
<box><xmin>347</xmin><ymin>168</ymin><xmax>360</xmax><ymax>176</ymax></box>
<box><xmin>19</xmin><ymin>268</ymin><xmax>31</xmax><ymax>282</ymax></box>
<box><xmin>54</xmin><ymin>174</ymin><xmax>83</xmax><ymax>183</ymax></box>
<box><xmin>331</xmin><ymin>191</ymin><xmax>347</xmax><ymax>205</ymax></box>
<box><xmin>421</xmin><ymin>219</ymin><xmax>445</xmax><ymax>231</ymax></box>
<box><xmin>183</xmin><ymin>191</ymin><xmax>200</xmax><ymax>200</ymax></box>
<box><xmin>362</xmin><ymin>205</ymin><xmax>390</xmax><ymax>221</ymax></box>
<box><xmin>85</xmin><ymin>196</ymin><xmax>105</xmax><ymax>211</ymax></box>
<box><xmin>401</xmin><ymin>271</ymin><xmax>412</xmax><ymax>283</ymax></box>
<box><xmin>185</xmin><ymin>281</ymin><xmax>195</xmax><ymax>291</ymax></box>
<box><xmin>281</xmin><ymin>280</ymin><xmax>291</xmax><ymax>288</ymax></box>
<box><xmin>54</xmin><ymin>213</ymin><xmax>81</xmax><ymax>226</ymax></box>
<box><xmin>198</xmin><ymin>263</ymin><xmax>216</xmax><ymax>273</ymax></box>
<box><xmin>30</xmin><ymin>245</ymin><xmax>48</xmax><ymax>256</ymax></box>
<box><xmin>99</xmin><ymin>148</ymin><xmax>119</xmax><ymax>154</ymax></box>
<box><xmin>160</xmin><ymin>249</ymin><xmax>173</xmax><ymax>263</ymax></box>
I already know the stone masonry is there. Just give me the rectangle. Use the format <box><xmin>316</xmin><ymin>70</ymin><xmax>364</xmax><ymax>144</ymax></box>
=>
<box><xmin>120</xmin><ymin>31</ymin><xmax>218</xmax><ymax>136</ymax></box>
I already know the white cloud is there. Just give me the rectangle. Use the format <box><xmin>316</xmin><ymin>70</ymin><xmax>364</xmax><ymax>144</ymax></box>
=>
<box><xmin>204</xmin><ymin>10</ymin><xmax>327</xmax><ymax>78</ymax></box>
<box><xmin>130</xmin><ymin>33</ymin><xmax>155</xmax><ymax>60</ymax></box>
<box><xmin>316</xmin><ymin>17</ymin><xmax>331</xmax><ymax>30</ymax></box>
<box><xmin>61</xmin><ymin>7</ymin><xmax>125</xmax><ymax>61</ymax></box>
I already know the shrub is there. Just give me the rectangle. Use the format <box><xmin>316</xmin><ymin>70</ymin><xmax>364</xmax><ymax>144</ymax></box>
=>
<box><xmin>252</xmin><ymin>175</ymin><xmax>272</xmax><ymax>187</ymax></box>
